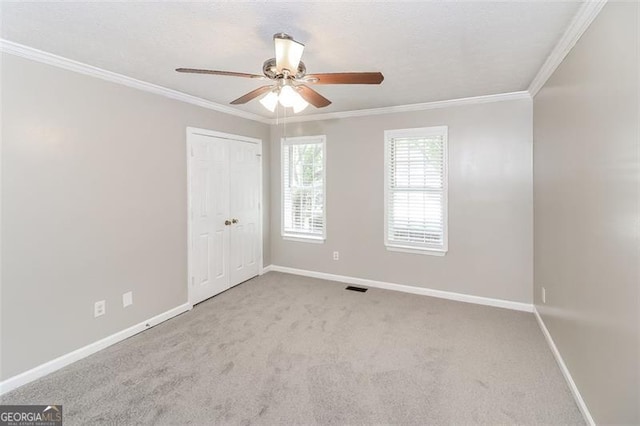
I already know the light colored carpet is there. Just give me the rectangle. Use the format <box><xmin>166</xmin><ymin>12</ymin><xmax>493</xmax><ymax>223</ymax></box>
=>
<box><xmin>1</xmin><ymin>272</ymin><xmax>583</xmax><ymax>425</ymax></box>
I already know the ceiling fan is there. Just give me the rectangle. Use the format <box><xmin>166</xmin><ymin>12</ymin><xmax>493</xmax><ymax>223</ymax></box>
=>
<box><xmin>176</xmin><ymin>33</ymin><xmax>384</xmax><ymax>113</ymax></box>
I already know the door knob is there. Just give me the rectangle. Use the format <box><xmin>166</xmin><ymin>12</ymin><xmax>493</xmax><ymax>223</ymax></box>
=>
<box><xmin>224</xmin><ymin>220</ymin><xmax>231</xmax><ymax>226</ymax></box>
<box><xmin>232</xmin><ymin>218</ymin><xmax>239</xmax><ymax>224</ymax></box>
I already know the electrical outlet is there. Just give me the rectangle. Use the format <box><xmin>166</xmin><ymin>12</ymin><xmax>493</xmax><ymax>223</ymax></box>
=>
<box><xmin>542</xmin><ymin>287</ymin><xmax>546</xmax><ymax>304</ymax></box>
<box><xmin>333</xmin><ymin>251</ymin><xmax>339</xmax><ymax>261</ymax></box>
<box><xmin>123</xmin><ymin>291</ymin><xmax>133</xmax><ymax>308</ymax></box>
<box><xmin>94</xmin><ymin>300</ymin><xmax>106</xmax><ymax>317</ymax></box>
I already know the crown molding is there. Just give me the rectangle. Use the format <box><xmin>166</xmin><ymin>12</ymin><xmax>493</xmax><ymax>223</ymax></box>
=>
<box><xmin>267</xmin><ymin>91</ymin><xmax>531</xmax><ymax>124</ymax></box>
<box><xmin>1</xmin><ymin>39</ymin><xmax>532</xmax><ymax>126</ymax></box>
<box><xmin>0</xmin><ymin>39</ymin><xmax>272</xmax><ymax>124</ymax></box>
<box><xmin>3</xmin><ymin>0</ymin><xmax>609</xmax><ymax>127</ymax></box>
<box><xmin>528</xmin><ymin>0</ymin><xmax>607</xmax><ymax>97</ymax></box>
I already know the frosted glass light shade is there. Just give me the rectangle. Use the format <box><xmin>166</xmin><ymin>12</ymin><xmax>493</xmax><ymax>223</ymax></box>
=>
<box><xmin>278</xmin><ymin>85</ymin><xmax>299</xmax><ymax>108</ymax></box>
<box><xmin>274</xmin><ymin>36</ymin><xmax>304</xmax><ymax>74</ymax></box>
<box><xmin>292</xmin><ymin>94</ymin><xmax>309</xmax><ymax>113</ymax></box>
<box><xmin>259</xmin><ymin>91</ymin><xmax>278</xmax><ymax>112</ymax></box>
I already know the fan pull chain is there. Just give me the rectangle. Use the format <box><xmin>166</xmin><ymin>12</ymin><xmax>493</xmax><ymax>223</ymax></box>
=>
<box><xmin>283</xmin><ymin>105</ymin><xmax>287</xmax><ymax>142</ymax></box>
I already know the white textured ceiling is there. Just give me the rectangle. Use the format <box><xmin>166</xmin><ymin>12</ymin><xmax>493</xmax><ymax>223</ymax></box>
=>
<box><xmin>1</xmin><ymin>1</ymin><xmax>582</xmax><ymax>117</ymax></box>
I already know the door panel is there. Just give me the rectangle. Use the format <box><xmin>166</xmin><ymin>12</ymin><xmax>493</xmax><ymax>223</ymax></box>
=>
<box><xmin>190</xmin><ymin>134</ymin><xmax>229</xmax><ymax>304</ymax></box>
<box><xmin>229</xmin><ymin>141</ymin><xmax>260</xmax><ymax>285</ymax></box>
<box><xmin>214</xmin><ymin>230</ymin><xmax>225</xmax><ymax>279</ymax></box>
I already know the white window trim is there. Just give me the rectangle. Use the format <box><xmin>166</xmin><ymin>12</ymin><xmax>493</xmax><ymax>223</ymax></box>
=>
<box><xmin>383</xmin><ymin>126</ymin><xmax>449</xmax><ymax>256</ymax></box>
<box><xmin>281</xmin><ymin>135</ymin><xmax>327</xmax><ymax>243</ymax></box>
<box><xmin>282</xmin><ymin>236</ymin><xmax>325</xmax><ymax>244</ymax></box>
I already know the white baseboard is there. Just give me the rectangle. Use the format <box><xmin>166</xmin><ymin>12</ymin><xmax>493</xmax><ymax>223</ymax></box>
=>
<box><xmin>0</xmin><ymin>302</ymin><xmax>192</xmax><ymax>395</ymax></box>
<box><xmin>265</xmin><ymin>264</ymin><xmax>533</xmax><ymax>312</ymax></box>
<box><xmin>533</xmin><ymin>307</ymin><xmax>595</xmax><ymax>426</ymax></box>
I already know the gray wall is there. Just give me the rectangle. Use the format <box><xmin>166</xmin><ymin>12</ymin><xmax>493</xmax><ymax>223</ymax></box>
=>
<box><xmin>270</xmin><ymin>99</ymin><xmax>533</xmax><ymax>303</ymax></box>
<box><xmin>0</xmin><ymin>54</ymin><xmax>270</xmax><ymax>380</ymax></box>
<box><xmin>533</xmin><ymin>2</ymin><xmax>639</xmax><ymax>424</ymax></box>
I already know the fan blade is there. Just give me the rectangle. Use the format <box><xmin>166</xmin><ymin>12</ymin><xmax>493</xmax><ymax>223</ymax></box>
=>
<box><xmin>230</xmin><ymin>86</ymin><xmax>274</xmax><ymax>105</ymax></box>
<box><xmin>297</xmin><ymin>85</ymin><xmax>331</xmax><ymax>108</ymax></box>
<box><xmin>274</xmin><ymin>33</ymin><xmax>305</xmax><ymax>74</ymax></box>
<box><xmin>304</xmin><ymin>72</ymin><xmax>384</xmax><ymax>85</ymax></box>
<box><xmin>176</xmin><ymin>68</ymin><xmax>264</xmax><ymax>79</ymax></box>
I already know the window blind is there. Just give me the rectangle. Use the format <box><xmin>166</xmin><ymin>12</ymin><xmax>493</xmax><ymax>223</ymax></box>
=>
<box><xmin>385</xmin><ymin>127</ymin><xmax>448</xmax><ymax>253</ymax></box>
<box><xmin>282</xmin><ymin>136</ymin><xmax>326</xmax><ymax>240</ymax></box>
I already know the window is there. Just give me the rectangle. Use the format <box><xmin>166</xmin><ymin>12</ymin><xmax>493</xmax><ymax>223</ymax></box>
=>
<box><xmin>384</xmin><ymin>126</ymin><xmax>448</xmax><ymax>255</ymax></box>
<box><xmin>282</xmin><ymin>135</ymin><xmax>326</xmax><ymax>242</ymax></box>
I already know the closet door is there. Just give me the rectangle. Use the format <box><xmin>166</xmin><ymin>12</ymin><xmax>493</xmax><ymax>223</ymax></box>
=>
<box><xmin>190</xmin><ymin>134</ymin><xmax>230</xmax><ymax>304</ymax></box>
<box><xmin>229</xmin><ymin>141</ymin><xmax>260</xmax><ymax>286</ymax></box>
<box><xmin>189</xmin><ymin>133</ymin><xmax>261</xmax><ymax>305</ymax></box>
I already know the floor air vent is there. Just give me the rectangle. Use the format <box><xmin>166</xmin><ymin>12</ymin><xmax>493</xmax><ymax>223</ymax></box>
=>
<box><xmin>346</xmin><ymin>286</ymin><xmax>368</xmax><ymax>293</ymax></box>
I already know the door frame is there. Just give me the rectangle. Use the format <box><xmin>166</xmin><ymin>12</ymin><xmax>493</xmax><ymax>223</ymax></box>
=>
<box><xmin>186</xmin><ymin>126</ymin><xmax>264</xmax><ymax>306</ymax></box>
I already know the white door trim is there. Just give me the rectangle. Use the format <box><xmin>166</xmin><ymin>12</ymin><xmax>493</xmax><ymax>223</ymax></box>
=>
<box><xmin>186</xmin><ymin>127</ymin><xmax>263</xmax><ymax>306</ymax></box>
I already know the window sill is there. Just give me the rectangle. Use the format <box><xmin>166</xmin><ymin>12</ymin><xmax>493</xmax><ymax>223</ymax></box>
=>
<box><xmin>282</xmin><ymin>235</ymin><xmax>325</xmax><ymax>244</ymax></box>
<box><xmin>385</xmin><ymin>245</ymin><xmax>447</xmax><ymax>256</ymax></box>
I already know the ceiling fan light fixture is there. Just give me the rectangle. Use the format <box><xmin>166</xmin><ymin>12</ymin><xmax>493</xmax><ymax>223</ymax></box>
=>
<box><xmin>259</xmin><ymin>90</ymin><xmax>278</xmax><ymax>112</ymax></box>
<box><xmin>274</xmin><ymin>33</ymin><xmax>304</xmax><ymax>74</ymax></box>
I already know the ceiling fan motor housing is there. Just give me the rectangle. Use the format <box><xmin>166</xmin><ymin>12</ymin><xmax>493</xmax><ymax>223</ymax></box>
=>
<box><xmin>263</xmin><ymin>58</ymin><xmax>306</xmax><ymax>80</ymax></box>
